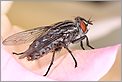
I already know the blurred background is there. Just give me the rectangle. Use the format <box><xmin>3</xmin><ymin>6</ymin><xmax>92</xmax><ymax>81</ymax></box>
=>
<box><xmin>6</xmin><ymin>1</ymin><xmax>121</xmax><ymax>81</ymax></box>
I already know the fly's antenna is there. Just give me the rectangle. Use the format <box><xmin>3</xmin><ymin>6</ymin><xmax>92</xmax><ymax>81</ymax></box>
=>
<box><xmin>88</xmin><ymin>16</ymin><xmax>92</xmax><ymax>21</ymax></box>
<box><xmin>13</xmin><ymin>52</ymin><xmax>24</xmax><ymax>55</ymax></box>
<box><xmin>88</xmin><ymin>16</ymin><xmax>94</xmax><ymax>25</ymax></box>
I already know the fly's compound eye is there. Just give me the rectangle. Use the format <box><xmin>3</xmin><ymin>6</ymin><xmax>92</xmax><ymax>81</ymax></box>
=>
<box><xmin>79</xmin><ymin>20</ymin><xmax>87</xmax><ymax>33</ymax></box>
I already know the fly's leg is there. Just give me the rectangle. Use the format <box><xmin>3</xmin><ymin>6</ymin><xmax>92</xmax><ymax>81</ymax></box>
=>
<box><xmin>71</xmin><ymin>35</ymin><xmax>94</xmax><ymax>49</ymax></box>
<box><xmin>80</xmin><ymin>41</ymin><xmax>85</xmax><ymax>50</ymax></box>
<box><xmin>71</xmin><ymin>36</ymin><xmax>85</xmax><ymax>43</ymax></box>
<box><xmin>43</xmin><ymin>51</ymin><xmax>55</xmax><ymax>76</ymax></box>
<box><xmin>71</xmin><ymin>36</ymin><xmax>85</xmax><ymax>50</ymax></box>
<box><xmin>60</xmin><ymin>42</ymin><xmax>77</xmax><ymax>68</ymax></box>
<box><xmin>13</xmin><ymin>51</ymin><xmax>30</xmax><ymax>60</ymax></box>
<box><xmin>65</xmin><ymin>46</ymin><xmax>77</xmax><ymax>68</ymax></box>
<box><xmin>13</xmin><ymin>52</ymin><xmax>24</xmax><ymax>55</ymax></box>
<box><xmin>84</xmin><ymin>35</ymin><xmax>94</xmax><ymax>49</ymax></box>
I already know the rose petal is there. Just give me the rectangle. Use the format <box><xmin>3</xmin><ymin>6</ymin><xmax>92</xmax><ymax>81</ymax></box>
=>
<box><xmin>1</xmin><ymin>44</ymin><xmax>120</xmax><ymax>81</ymax></box>
<box><xmin>43</xmin><ymin>44</ymin><xmax>120</xmax><ymax>81</ymax></box>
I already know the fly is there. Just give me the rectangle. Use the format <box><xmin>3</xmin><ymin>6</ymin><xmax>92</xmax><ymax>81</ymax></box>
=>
<box><xmin>2</xmin><ymin>16</ymin><xmax>94</xmax><ymax>76</ymax></box>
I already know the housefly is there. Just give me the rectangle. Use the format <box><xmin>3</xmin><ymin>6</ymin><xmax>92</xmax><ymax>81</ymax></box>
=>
<box><xmin>2</xmin><ymin>16</ymin><xmax>94</xmax><ymax>76</ymax></box>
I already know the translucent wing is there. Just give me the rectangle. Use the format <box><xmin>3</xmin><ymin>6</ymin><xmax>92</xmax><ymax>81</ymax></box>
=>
<box><xmin>2</xmin><ymin>26</ymin><xmax>52</xmax><ymax>45</ymax></box>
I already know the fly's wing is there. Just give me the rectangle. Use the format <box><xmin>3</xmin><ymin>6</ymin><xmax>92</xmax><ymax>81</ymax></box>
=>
<box><xmin>2</xmin><ymin>26</ymin><xmax>52</xmax><ymax>45</ymax></box>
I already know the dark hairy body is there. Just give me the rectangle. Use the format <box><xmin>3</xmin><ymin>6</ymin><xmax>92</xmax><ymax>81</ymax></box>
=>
<box><xmin>3</xmin><ymin>16</ymin><xmax>94</xmax><ymax>76</ymax></box>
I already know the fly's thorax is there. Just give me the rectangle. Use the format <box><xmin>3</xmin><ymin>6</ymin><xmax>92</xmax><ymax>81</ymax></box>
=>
<box><xmin>48</xmin><ymin>20</ymin><xmax>76</xmax><ymax>35</ymax></box>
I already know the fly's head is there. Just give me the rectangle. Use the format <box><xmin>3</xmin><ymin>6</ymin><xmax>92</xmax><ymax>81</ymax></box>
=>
<box><xmin>75</xmin><ymin>16</ymin><xmax>93</xmax><ymax>34</ymax></box>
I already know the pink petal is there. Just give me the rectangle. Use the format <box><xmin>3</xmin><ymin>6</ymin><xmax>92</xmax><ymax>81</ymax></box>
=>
<box><xmin>43</xmin><ymin>44</ymin><xmax>120</xmax><ymax>81</ymax></box>
<box><xmin>1</xmin><ymin>44</ymin><xmax>120</xmax><ymax>81</ymax></box>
